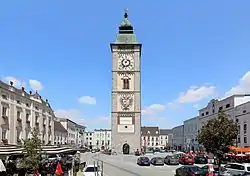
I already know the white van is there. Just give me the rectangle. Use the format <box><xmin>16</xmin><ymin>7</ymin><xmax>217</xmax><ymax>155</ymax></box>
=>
<box><xmin>224</xmin><ymin>163</ymin><xmax>250</xmax><ymax>175</ymax></box>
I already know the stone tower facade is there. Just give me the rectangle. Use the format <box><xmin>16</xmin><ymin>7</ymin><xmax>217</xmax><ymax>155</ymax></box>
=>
<box><xmin>110</xmin><ymin>11</ymin><xmax>142</xmax><ymax>154</ymax></box>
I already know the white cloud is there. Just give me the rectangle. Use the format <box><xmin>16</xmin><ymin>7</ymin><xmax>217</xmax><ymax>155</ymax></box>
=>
<box><xmin>193</xmin><ymin>104</ymin><xmax>199</xmax><ymax>109</ymax></box>
<box><xmin>55</xmin><ymin>109</ymin><xmax>82</xmax><ymax>120</ymax></box>
<box><xmin>2</xmin><ymin>76</ymin><xmax>26</xmax><ymax>88</ymax></box>
<box><xmin>54</xmin><ymin>109</ymin><xmax>109</xmax><ymax>126</ymax></box>
<box><xmin>29</xmin><ymin>79</ymin><xmax>43</xmax><ymax>91</ymax></box>
<box><xmin>78</xmin><ymin>96</ymin><xmax>96</xmax><ymax>105</ymax></box>
<box><xmin>142</xmin><ymin>104</ymin><xmax>166</xmax><ymax>116</ymax></box>
<box><xmin>176</xmin><ymin>85</ymin><xmax>216</xmax><ymax>103</ymax></box>
<box><xmin>225</xmin><ymin>71</ymin><xmax>250</xmax><ymax>97</ymax></box>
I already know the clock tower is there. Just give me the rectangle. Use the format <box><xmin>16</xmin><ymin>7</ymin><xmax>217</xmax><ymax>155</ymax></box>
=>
<box><xmin>110</xmin><ymin>10</ymin><xmax>142</xmax><ymax>154</ymax></box>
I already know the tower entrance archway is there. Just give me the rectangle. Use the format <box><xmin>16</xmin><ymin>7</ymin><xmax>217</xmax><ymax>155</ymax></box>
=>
<box><xmin>122</xmin><ymin>143</ymin><xmax>130</xmax><ymax>154</ymax></box>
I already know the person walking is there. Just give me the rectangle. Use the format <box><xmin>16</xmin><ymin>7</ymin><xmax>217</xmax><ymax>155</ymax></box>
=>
<box><xmin>207</xmin><ymin>164</ymin><xmax>214</xmax><ymax>176</ymax></box>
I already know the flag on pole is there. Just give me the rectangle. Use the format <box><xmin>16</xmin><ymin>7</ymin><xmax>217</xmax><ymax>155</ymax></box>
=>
<box><xmin>55</xmin><ymin>162</ymin><xmax>63</xmax><ymax>175</ymax></box>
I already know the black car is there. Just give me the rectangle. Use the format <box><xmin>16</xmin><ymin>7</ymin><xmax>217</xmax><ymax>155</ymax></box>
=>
<box><xmin>151</xmin><ymin>157</ymin><xmax>164</xmax><ymax>166</ymax></box>
<box><xmin>194</xmin><ymin>155</ymin><xmax>208</xmax><ymax>164</ymax></box>
<box><xmin>137</xmin><ymin>157</ymin><xmax>150</xmax><ymax>166</ymax></box>
<box><xmin>176</xmin><ymin>165</ymin><xmax>207</xmax><ymax>176</ymax></box>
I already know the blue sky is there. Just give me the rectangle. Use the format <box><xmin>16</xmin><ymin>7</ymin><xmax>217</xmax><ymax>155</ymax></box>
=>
<box><xmin>1</xmin><ymin>1</ymin><xmax>250</xmax><ymax>131</ymax></box>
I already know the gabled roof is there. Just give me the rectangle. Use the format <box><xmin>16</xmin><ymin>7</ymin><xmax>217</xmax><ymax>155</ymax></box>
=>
<box><xmin>54</xmin><ymin>121</ymin><xmax>67</xmax><ymax>133</ymax></box>
<box><xmin>159</xmin><ymin>129</ymin><xmax>172</xmax><ymax>135</ymax></box>
<box><xmin>141</xmin><ymin>126</ymin><xmax>159</xmax><ymax>136</ymax></box>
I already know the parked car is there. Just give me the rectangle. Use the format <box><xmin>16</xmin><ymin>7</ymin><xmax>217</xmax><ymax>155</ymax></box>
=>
<box><xmin>83</xmin><ymin>165</ymin><xmax>101</xmax><ymax>176</ymax></box>
<box><xmin>173</xmin><ymin>152</ymin><xmax>186</xmax><ymax>159</ymax></box>
<box><xmin>135</xmin><ymin>150</ymin><xmax>140</xmax><ymax>156</ymax></box>
<box><xmin>164</xmin><ymin>155</ymin><xmax>179</xmax><ymax>165</ymax></box>
<box><xmin>200</xmin><ymin>164</ymin><xmax>231</xmax><ymax>176</ymax></box>
<box><xmin>179</xmin><ymin>155</ymin><xmax>194</xmax><ymax>165</ymax></box>
<box><xmin>137</xmin><ymin>157</ymin><xmax>150</xmax><ymax>166</ymax></box>
<box><xmin>151</xmin><ymin>157</ymin><xmax>164</xmax><ymax>166</ymax></box>
<box><xmin>194</xmin><ymin>155</ymin><xmax>208</xmax><ymax>164</ymax></box>
<box><xmin>224</xmin><ymin>163</ymin><xmax>250</xmax><ymax>176</ymax></box>
<box><xmin>175</xmin><ymin>165</ymin><xmax>207</xmax><ymax>176</ymax></box>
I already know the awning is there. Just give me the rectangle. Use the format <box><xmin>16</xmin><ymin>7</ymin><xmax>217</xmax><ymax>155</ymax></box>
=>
<box><xmin>0</xmin><ymin>145</ymin><xmax>76</xmax><ymax>155</ymax></box>
<box><xmin>230</xmin><ymin>146</ymin><xmax>250</xmax><ymax>152</ymax></box>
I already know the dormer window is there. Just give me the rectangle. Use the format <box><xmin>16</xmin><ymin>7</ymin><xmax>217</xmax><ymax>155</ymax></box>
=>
<box><xmin>156</xmin><ymin>131</ymin><xmax>158</xmax><ymax>134</ymax></box>
<box><xmin>147</xmin><ymin>131</ymin><xmax>150</xmax><ymax>134</ymax></box>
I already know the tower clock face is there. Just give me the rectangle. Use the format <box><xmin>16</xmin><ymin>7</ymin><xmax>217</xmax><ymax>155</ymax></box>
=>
<box><xmin>118</xmin><ymin>54</ymin><xmax>134</xmax><ymax>70</ymax></box>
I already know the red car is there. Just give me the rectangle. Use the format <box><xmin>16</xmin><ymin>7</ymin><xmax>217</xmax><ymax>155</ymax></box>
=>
<box><xmin>135</xmin><ymin>150</ymin><xmax>141</xmax><ymax>156</ymax></box>
<box><xmin>179</xmin><ymin>155</ymin><xmax>195</xmax><ymax>165</ymax></box>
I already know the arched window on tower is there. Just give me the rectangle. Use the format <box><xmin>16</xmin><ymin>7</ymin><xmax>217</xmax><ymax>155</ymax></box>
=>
<box><xmin>123</xmin><ymin>78</ymin><xmax>130</xmax><ymax>89</ymax></box>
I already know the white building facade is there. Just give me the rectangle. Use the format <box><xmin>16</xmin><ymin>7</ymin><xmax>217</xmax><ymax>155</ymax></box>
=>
<box><xmin>57</xmin><ymin>118</ymin><xmax>86</xmax><ymax>147</ymax></box>
<box><xmin>183</xmin><ymin>116</ymin><xmax>199</xmax><ymax>151</ymax></box>
<box><xmin>159</xmin><ymin>129</ymin><xmax>172</xmax><ymax>147</ymax></box>
<box><xmin>0</xmin><ymin>80</ymin><xmax>55</xmax><ymax>145</ymax></box>
<box><xmin>199</xmin><ymin>95</ymin><xmax>250</xmax><ymax>129</ymax></box>
<box><xmin>76</xmin><ymin>124</ymin><xmax>85</xmax><ymax>147</ymax></box>
<box><xmin>54</xmin><ymin>121</ymin><xmax>68</xmax><ymax>145</ymax></box>
<box><xmin>141</xmin><ymin>127</ymin><xmax>160</xmax><ymax>147</ymax></box>
<box><xmin>84</xmin><ymin>131</ymin><xmax>94</xmax><ymax>148</ymax></box>
<box><xmin>93</xmin><ymin>129</ymin><xmax>111</xmax><ymax>149</ymax></box>
<box><xmin>235</xmin><ymin>101</ymin><xmax>250</xmax><ymax>148</ymax></box>
<box><xmin>171</xmin><ymin>94</ymin><xmax>250</xmax><ymax>151</ymax></box>
<box><xmin>172</xmin><ymin>125</ymin><xmax>184</xmax><ymax>151</ymax></box>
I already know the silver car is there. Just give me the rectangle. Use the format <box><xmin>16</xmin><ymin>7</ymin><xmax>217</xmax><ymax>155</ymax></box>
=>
<box><xmin>164</xmin><ymin>155</ymin><xmax>179</xmax><ymax>165</ymax></box>
<box><xmin>151</xmin><ymin>157</ymin><xmax>164</xmax><ymax>166</ymax></box>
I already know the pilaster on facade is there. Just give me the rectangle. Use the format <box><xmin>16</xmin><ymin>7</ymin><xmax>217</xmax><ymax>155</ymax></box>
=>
<box><xmin>0</xmin><ymin>80</ymin><xmax>55</xmax><ymax>145</ymax></box>
<box><xmin>111</xmin><ymin>10</ymin><xmax>142</xmax><ymax>154</ymax></box>
<box><xmin>56</xmin><ymin>117</ymin><xmax>86</xmax><ymax>147</ymax></box>
<box><xmin>172</xmin><ymin>94</ymin><xmax>250</xmax><ymax>151</ymax></box>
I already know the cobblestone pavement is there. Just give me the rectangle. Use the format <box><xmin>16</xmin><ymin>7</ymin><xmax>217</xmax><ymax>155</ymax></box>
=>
<box><xmin>81</xmin><ymin>152</ymin><xmax>207</xmax><ymax>176</ymax></box>
<box><xmin>93</xmin><ymin>152</ymin><xmax>207</xmax><ymax>176</ymax></box>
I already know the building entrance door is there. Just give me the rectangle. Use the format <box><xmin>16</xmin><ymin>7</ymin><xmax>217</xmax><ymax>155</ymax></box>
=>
<box><xmin>123</xmin><ymin>143</ymin><xmax>130</xmax><ymax>154</ymax></box>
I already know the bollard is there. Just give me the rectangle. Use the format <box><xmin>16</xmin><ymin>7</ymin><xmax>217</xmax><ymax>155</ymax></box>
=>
<box><xmin>101</xmin><ymin>161</ymin><xmax>104</xmax><ymax>176</ymax></box>
<box><xmin>94</xmin><ymin>161</ymin><xmax>97</xmax><ymax>176</ymax></box>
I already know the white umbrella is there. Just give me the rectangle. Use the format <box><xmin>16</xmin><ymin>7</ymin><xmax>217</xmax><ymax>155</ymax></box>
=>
<box><xmin>236</xmin><ymin>154</ymin><xmax>246</xmax><ymax>157</ymax></box>
<box><xmin>0</xmin><ymin>159</ymin><xmax>6</xmax><ymax>172</ymax></box>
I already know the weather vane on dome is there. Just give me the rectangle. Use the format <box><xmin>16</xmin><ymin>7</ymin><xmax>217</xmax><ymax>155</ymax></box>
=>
<box><xmin>124</xmin><ymin>8</ymin><xmax>128</xmax><ymax>18</ymax></box>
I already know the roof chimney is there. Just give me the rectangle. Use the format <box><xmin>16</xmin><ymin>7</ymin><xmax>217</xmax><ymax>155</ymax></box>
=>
<box><xmin>10</xmin><ymin>81</ymin><xmax>13</xmax><ymax>86</ymax></box>
<box><xmin>46</xmin><ymin>99</ymin><xmax>48</xmax><ymax>103</ymax></box>
<box><xmin>21</xmin><ymin>87</ymin><xmax>25</xmax><ymax>91</ymax></box>
<box><xmin>29</xmin><ymin>91</ymin><xmax>32</xmax><ymax>95</ymax></box>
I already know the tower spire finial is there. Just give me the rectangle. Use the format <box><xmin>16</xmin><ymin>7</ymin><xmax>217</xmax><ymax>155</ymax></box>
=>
<box><xmin>124</xmin><ymin>8</ymin><xmax>128</xmax><ymax>18</ymax></box>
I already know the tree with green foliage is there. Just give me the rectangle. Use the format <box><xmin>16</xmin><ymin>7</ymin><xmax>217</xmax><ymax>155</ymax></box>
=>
<box><xmin>21</xmin><ymin>127</ymin><xmax>42</xmax><ymax>175</ymax></box>
<box><xmin>197</xmin><ymin>112</ymin><xmax>238</xmax><ymax>166</ymax></box>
